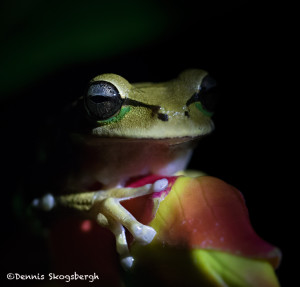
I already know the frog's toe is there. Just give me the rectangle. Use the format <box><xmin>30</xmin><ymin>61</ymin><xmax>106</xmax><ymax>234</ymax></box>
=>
<box><xmin>32</xmin><ymin>193</ymin><xmax>56</xmax><ymax>211</ymax></box>
<box><xmin>120</xmin><ymin>256</ymin><xmax>134</xmax><ymax>270</ymax></box>
<box><xmin>131</xmin><ymin>223</ymin><xmax>156</xmax><ymax>244</ymax></box>
<box><xmin>152</xmin><ymin>178</ymin><xmax>168</xmax><ymax>192</ymax></box>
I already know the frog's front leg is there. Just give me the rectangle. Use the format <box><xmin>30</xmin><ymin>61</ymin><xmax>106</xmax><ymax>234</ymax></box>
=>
<box><xmin>91</xmin><ymin>180</ymin><xmax>169</xmax><ymax>244</ymax></box>
<box><xmin>33</xmin><ymin>178</ymin><xmax>168</xmax><ymax>269</ymax></box>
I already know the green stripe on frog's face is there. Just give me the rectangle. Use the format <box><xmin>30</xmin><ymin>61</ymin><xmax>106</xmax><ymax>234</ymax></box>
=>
<box><xmin>195</xmin><ymin>102</ymin><xmax>214</xmax><ymax>117</ymax></box>
<box><xmin>97</xmin><ymin>106</ymin><xmax>131</xmax><ymax>126</ymax></box>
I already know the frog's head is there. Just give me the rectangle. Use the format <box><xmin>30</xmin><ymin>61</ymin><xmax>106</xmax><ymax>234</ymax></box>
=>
<box><xmin>84</xmin><ymin>69</ymin><xmax>217</xmax><ymax>139</ymax></box>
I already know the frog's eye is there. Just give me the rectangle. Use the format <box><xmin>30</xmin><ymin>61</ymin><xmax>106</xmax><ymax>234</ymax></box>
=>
<box><xmin>85</xmin><ymin>81</ymin><xmax>124</xmax><ymax>120</ymax></box>
<box><xmin>187</xmin><ymin>75</ymin><xmax>218</xmax><ymax>116</ymax></box>
<box><xmin>199</xmin><ymin>75</ymin><xmax>218</xmax><ymax>112</ymax></box>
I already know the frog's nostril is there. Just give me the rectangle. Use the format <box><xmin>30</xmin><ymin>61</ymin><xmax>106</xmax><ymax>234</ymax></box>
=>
<box><xmin>157</xmin><ymin>113</ymin><xmax>169</xmax><ymax>122</ymax></box>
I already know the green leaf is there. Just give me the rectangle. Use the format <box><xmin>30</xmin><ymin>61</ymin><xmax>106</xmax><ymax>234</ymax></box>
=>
<box><xmin>191</xmin><ymin>249</ymin><xmax>281</xmax><ymax>287</ymax></box>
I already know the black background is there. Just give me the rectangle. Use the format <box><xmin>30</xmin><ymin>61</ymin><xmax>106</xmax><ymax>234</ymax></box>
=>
<box><xmin>1</xmin><ymin>1</ymin><xmax>292</xmax><ymax>285</ymax></box>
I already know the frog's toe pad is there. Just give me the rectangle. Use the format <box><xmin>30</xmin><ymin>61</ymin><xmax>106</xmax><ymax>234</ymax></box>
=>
<box><xmin>153</xmin><ymin>178</ymin><xmax>168</xmax><ymax>192</ymax></box>
<box><xmin>32</xmin><ymin>193</ymin><xmax>55</xmax><ymax>211</ymax></box>
<box><xmin>120</xmin><ymin>256</ymin><xmax>134</xmax><ymax>270</ymax></box>
<box><xmin>132</xmin><ymin>224</ymin><xmax>156</xmax><ymax>244</ymax></box>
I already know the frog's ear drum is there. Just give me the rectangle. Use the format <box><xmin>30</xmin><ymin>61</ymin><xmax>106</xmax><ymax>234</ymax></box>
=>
<box><xmin>85</xmin><ymin>81</ymin><xmax>124</xmax><ymax>121</ymax></box>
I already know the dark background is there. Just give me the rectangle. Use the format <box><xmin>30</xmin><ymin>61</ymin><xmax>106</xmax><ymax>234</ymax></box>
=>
<box><xmin>1</xmin><ymin>0</ymin><xmax>291</xmax><ymax>285</ymax></box>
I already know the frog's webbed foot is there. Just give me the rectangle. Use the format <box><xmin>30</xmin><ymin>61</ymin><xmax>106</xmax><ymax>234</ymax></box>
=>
<box><xmin>94</xmin><ymin>197</ymin><xmax>156</xmax><ymax>244</ymax></box>
<box><xmin>32</xmin><ymin>178</ymin><xmax>168</xmax><ymax>269</ymax></box>
<box><xmin>91</xmin><ymin>178</ymin><xmax>168</xmax><ymax>269</ymax></box>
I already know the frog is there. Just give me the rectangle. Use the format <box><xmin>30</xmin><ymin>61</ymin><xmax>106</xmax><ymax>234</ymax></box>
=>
<box><xmin>33</xmin><ymin>69</ymin><xmax>217</xmax><ymax>269</ymax></box>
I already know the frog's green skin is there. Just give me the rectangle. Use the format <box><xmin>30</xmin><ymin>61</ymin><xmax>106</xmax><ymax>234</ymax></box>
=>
<box><xmin>89</xmin><ymin>69</ymin><xmax>214</xmax><ymax>138</ymax></box>
<box><xmin>34</xmin><ymin>69</ymin><xmax>216</xmax><ymax>269</ymax></box>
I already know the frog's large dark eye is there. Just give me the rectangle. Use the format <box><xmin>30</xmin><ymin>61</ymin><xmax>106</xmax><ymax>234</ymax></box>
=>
<box><xmin>85</xmin><ymin>81</ymin><xmax>123</xmax><ymax>120</ymax></box>
<box><xmin>197</xmin><ymin>75</ymin><xmax>218</xmax><ymax>113</ymax></box>
<box><xmin>186</xmin><ymin>75</ymin><xmax>218</xmax><ymax>115</ymax></box>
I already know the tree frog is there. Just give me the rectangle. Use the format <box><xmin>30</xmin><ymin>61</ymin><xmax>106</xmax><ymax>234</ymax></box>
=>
<box><xmin>33</xmin><ymin>69</ymin><xmax>217</xmax><ymax>269</ymax></box>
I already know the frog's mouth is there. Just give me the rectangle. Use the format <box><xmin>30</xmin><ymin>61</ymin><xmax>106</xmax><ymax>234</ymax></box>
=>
<box><xmin>72</xmin><ymin>134</ymin><xmax>203</xmax><ymax>146</ymax></box>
